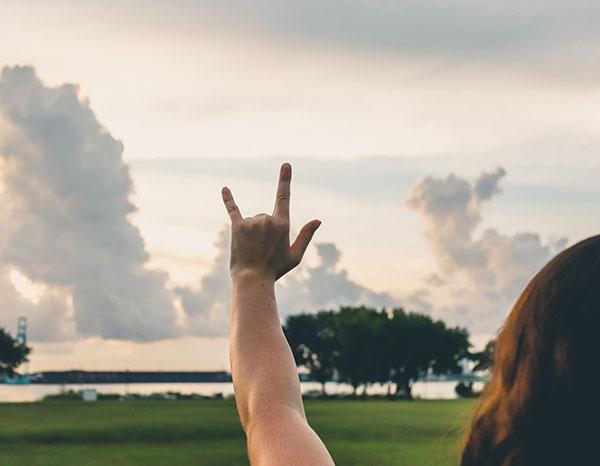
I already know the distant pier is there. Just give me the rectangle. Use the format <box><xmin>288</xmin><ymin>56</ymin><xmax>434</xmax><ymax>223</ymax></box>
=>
<box><xmin>2</xmin><ymin>370</ymin><xmax>232</xmax><ymax>385</ymax></box>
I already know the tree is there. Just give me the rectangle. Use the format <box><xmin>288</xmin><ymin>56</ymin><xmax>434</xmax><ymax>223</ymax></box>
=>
<box><xmin>284</xmin><ymin>311</ymin><xmax>339</xmax><ymax>396</ymax></box>
<box><xmin>385</xmin><ymin>308</ymin><xmax>470</xmax><ymax>399</ymax></box>
<box><xmin>285</xmin><ymin>305</ymin><xmax>471</xmax><ymax>400</ymax></box>
<box><xmin>334</xmin><ymin>306</ymin><xmax>389</xmax><ymax>397</ymax></box>
<box><xmin>0</xmin><ymin>327</ymin><xmax>30</xmax><ymax>376</ymax></box>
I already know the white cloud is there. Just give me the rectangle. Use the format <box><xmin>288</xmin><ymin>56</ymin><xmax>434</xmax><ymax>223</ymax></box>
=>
<box><xmin>406</xmin><ymin>168</ymin><xmax>567</xmax><ymax>332</ymax></box>
<box><xmin>0</xmin><ymin>66</ymin><xmax>180</xmax><ymax>341</ymax></box>
<box><xmin>174</xmin><ymin>230</ymin><xmax>231</xmax><ymax>337</ymax></box>
<box><xmin>278</xmin><ymin>242</ymin><xmax>396</xmax><ymax>317</ymax></box>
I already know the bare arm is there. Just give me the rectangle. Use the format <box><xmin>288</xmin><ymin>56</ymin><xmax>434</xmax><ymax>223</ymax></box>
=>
<box><xmin>222</xmin><ymin>163</ymin><xmax>335</xmax><ymax>466</ymax></box>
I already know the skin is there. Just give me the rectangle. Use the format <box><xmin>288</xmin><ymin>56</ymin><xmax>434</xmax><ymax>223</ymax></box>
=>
<box><xmin>222</xmin><ymin>162</ymin><xmax>336</xmax><ymax>466</ymax></box>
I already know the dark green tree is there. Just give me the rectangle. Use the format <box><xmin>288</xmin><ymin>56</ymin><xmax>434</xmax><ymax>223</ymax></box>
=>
<box><xmin>334</xmin><ymin>306</ymin><xmax>389</xmax><ymax>397</ymax></box>
<box><xmin>385</xmin><ymin>308</ymin><xmax>470</xmax><ymax>399</ymax></box>
<box><xmin>285</xmin><ymin>305</ymin><xmax>470</xmax><ymax>400</ymax></box>
<box><xmin>0</xmin><ymin>327</ymin><xmax>30</xmax><ymax>376</ymax></box>
<box><xmin>284</xmin><ymin>311</ymin><xmax>339</xmax><ymax>396</ymax></box>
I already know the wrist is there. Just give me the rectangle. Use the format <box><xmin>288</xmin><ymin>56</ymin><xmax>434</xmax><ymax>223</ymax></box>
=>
<box><xmin>231</xmin><ymin>268</ymin><xmax>276</xmax><ymax>286</ymax></box>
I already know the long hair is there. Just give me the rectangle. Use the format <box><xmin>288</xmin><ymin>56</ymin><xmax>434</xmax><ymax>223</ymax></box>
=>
<box><xmin>461</xmin><ymin>235</ymin><xmax>600</xmax><ymax>466</ymax></box>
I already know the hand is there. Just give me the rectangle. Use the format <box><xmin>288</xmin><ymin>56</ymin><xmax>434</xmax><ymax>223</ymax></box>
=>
<box><xmin>221</xmin><ymin>162</ymin><xmax>321</xmax><ymax>282</ymax></box>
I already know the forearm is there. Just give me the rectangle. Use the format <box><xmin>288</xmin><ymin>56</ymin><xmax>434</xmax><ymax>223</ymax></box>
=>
<box><xmin>230</xmin><ymin>270</ymin><xmax>305</xmax><ymax>433</ymax></box>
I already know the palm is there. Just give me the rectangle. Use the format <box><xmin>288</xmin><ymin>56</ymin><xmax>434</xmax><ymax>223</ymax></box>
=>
<box><xmin>221</xmin><ymin>163</ymin><xmax>321</xmax><ymax>281</ymax></box>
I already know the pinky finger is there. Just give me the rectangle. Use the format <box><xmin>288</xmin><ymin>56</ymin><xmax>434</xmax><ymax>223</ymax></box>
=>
<box><xmin>221</xmin><ymin>186</ymin><xmax>242</xmax><ymax>223</ymax></box>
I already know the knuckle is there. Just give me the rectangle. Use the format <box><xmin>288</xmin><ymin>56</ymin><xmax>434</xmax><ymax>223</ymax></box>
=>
<box><xmin>273</xmin><ymin>217</ymin><xmax>289</xmax><ymax>228</ymax></box>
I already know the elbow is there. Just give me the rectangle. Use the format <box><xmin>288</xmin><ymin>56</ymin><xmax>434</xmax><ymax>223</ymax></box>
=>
<box><xmin>235</xmin><ymin>391</ymin><xmax>267</xmax><ymax>434</ymax></box>
<box><xmin>241</xmin><ymin>394</ymin><xmax>305</xmax><ymax>437</ymax></box>
<box><xmin>244</xmin><ymin>403</ymin><xmax>306</xmax><ymax>443</ymax></box>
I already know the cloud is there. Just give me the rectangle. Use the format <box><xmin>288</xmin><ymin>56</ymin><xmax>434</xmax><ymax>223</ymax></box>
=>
<box><xmin>405</xmin><ymin>167</ymin><xmax>507</xmax><ymax>273</ymax></box>
<box><xmin>176</xmin><ymin>229</ymin><xmax>396</xmax><ymax>336</ymax></box>
<box><xmin>0</xmin><ymin>267</ymin><xmax>76</xmax><ymax>342</ymax></box>
<box><xmin>0</xmin><ymin>65</ymin><xmax>180</xmax><ymax>341</ymax></box>
<box><xmin>278</xmin><ymin>242</ymin><xmax>396</xmax><ymax>316</ymax></box>
<box><xmin>406</xmin><ymin>168</ymin><xmax>567</xmax><ymax>332</ymax></box>
<box><xmin>129</xmin><ymin>1</ymin><xmax>599</xmax><ymax>55</ymax></box>
<box><xmin>174</xmin><ymin>230</ymin><xmax>232</xmax><ymax>337</ymax></box>
<box><xmin>113</xmin><ymin>0</ymin><xmax>600</xmax><ymax>84</ymax></box>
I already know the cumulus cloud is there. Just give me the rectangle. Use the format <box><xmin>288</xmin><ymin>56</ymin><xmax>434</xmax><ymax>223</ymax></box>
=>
<box><xmin>0</xmin><ymin>268</ymin><xmax>75</xmax><ymax>341</ymax></box>
<box><xmin>406</xmin><ymin>168</ymin><xmax>567</xmax><ymax>332</ymax></box>
<box><xmin>278</xmin><ymin>242</ymin><xmax>396</xmax><ymax>317</ymax></box>
<box><xmin>0</xmin><ymin>65</ymin><xmax>180</xmax><ymax>341</ymax></box>
<box><xmin>174</xmin><ymin>230</ymin><xmax>232</xmax><ymax>337</ymax></box>
<box><xmin>176</xmin><ymin>229</ymin><xmax>396</xmax><ymax>336</ymax></box>
<box><xmin>406</xmin><ymin>167</ymin><xmax>507</xmax><ymax>273</ymax></box>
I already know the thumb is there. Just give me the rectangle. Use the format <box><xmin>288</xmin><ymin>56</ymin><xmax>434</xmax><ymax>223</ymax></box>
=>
<box><xmin>290</xmin><ymin>220</ymin><xmax>322</xmax><ymax>264</ymax></box>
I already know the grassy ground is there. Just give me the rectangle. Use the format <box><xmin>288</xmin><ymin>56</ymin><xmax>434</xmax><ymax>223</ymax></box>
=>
<box><xmin>0</xmin><ymin>399</ymin><xmax>475</xmax><ymax>465</ymax></box>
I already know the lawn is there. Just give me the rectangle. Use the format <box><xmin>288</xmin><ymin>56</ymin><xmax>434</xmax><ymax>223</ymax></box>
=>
<box><xmin>0</xmin><ymin>399</ymin><xmax>475</xmax><ymax>465</ymax></box>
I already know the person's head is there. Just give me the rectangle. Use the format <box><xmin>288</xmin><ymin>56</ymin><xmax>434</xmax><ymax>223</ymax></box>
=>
<box><xmin>461</xmin><ymin>235</ymin><xmax>600</xmax><ymax>466</ymax></box>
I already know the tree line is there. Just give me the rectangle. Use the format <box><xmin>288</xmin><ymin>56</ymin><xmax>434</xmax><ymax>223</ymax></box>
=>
<box><xmin>2</xmin><ymin>307</ymin><xmax>495</xmax><ymax>398</ymax></box>
<box><xmin>284</xmin><ymin>306</ymin><xmax>490</xmax><ymax>399</ymax></box>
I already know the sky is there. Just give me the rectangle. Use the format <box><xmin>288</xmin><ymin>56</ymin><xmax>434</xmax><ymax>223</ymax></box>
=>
<box><xmin>0</xmin><ymin>0</ymin><xmax>599</xmax><ymax>371</ymax></box>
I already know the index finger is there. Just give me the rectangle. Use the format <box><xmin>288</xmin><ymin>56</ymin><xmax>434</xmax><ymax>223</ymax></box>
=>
<box><xmin>273</xmin><ymin>162</ymin><xmax>291</xmax><ymax>219</ymax></box>
<box><xmin>221</xmin><ymin>186</ymin><xmax>242</xmax><ymax>223</ymax></box>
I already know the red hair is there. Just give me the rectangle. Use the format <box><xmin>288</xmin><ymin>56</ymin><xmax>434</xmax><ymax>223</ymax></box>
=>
<box><xmin>461</xmin><ymin>235</ymin><xmax>600</xmax><ymax>466</ymax></box>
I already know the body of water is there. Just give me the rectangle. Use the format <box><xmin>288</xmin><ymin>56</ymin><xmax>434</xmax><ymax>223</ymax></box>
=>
<box><xmin>0</xmin><ymin>381</ymin><xmax>483</xmax><ymax>403</ymax></box>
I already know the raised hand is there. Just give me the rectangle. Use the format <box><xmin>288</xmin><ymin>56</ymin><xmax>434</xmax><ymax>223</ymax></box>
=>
<box><xmin>221</xmin><ymin>162</ymin><xmax>321</xmax><ymax>282</ymax></box>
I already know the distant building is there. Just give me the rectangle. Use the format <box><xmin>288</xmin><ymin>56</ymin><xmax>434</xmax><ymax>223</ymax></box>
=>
<box><xmin>81</xmin><ymin>389</ymin><xmax>98</xmax><ymax>402</ymax></box>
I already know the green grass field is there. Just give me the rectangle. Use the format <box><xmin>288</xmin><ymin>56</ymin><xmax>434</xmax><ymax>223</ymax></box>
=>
<box><xmin>0</xmin><ymin>399</ymin><xmax>475</xmax><ymax>465</ymax></box>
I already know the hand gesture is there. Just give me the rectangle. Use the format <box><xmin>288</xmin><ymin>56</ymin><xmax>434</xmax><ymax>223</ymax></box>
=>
<box><xmin>221</xmin><ymin>163</ymin><xmax>321</xmax><ymax>282</ymax></box>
